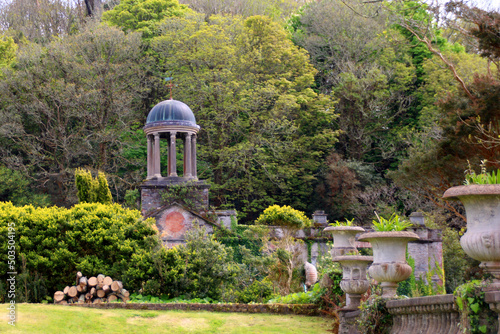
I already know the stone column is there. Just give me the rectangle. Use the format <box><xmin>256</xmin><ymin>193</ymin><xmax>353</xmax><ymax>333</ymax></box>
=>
<box><xmin>169</xmin><ymin>132</ymin><xmax>177</xmax><ymax>177</ymax></box>
<box><xmin>184</xmin><ymin>133</ymin><xmax>192</xmax><ymax>178</ymax></box>
<box><xmin>192</xmin><ymin>134</ymin><xmax>197</xmax><ymax>179</ymax></box>
<box><xmin>153</xmin><ymin>133</ymin><xmax>161</xmax><ymax>178</ymax></box>
<box><xmin>146</xmin><ymin>135</ymin><xmax>152</xmax><ymax>179</ymax></box>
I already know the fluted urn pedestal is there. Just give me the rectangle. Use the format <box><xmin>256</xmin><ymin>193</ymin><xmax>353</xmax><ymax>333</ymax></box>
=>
<box><xmin>358</xmin><ymin>231</ymin><xmax>419</xmax><ymax>298</ymax></box>
<box><xmin>444</xmin><ymin>185</ymin><xmax>500</xmax><ymax>289</ymax></box>
<box><xmin>324</xmin><ymin>226</ymin><xmax>365</xmax><ymax>258</ymax></box>
<box><xmin>333</xmin><ymin>255</ymin><xmax>373</xmax><ymax>310</ymax></box>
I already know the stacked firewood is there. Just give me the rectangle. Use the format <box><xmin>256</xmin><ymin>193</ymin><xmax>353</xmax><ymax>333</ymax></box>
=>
<box><xmin>54</xmin><ymin>272</ymin><xmax>130</xmax><ymax>304</ymax></box>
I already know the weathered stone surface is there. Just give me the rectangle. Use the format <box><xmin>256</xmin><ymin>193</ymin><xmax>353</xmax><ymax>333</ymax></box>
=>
<box><xmin>387</xmin><ymin>295</ymin><xmax>460</xmax><ymax>334</ymax></box>
<box><xmin>338</xmin><ymin>309</ymin><xmax>361</xmax><ymax>334</ymax></box>
<box><xmin>359</xmin><ymin>231</ymin><xmax>419</xmax><ymax>298</ymax></box>
<box><xmin>324</xmin><ymin>226</ymin><xmax>365</xmax><ymax>258</ymax></box>
<box><xmin>444</xmin><ymin>184</ymin><xmax>500</xmax><ymax>288</ymax></box>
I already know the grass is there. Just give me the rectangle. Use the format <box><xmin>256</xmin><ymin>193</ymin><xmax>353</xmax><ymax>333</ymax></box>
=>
<box><xmin>0</xmin><ymin>304</ymin><xmax>333</xmax><ymax>333</ymax></box>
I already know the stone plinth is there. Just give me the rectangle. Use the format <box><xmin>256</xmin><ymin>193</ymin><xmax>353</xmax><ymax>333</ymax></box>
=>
<box><xmin>215</xmin><ymin>210</ymin><xmax>237</xmax><ymax>229</ymax></box>
<box><xmin>140</xmin><ymin>179</ymin><xmax>210</xmax><ymax>216</ymax></box>
<box><xmin>338</xmin><ymin>309</ymin><xmax>361</xmax><ymax>334</ymax></box>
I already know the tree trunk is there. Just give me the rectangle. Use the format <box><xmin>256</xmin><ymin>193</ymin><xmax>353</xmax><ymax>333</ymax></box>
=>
<box><xmin>63</xmin><ymin>286</ymin><xmax>70</xmax><ymax>295</ymax></box>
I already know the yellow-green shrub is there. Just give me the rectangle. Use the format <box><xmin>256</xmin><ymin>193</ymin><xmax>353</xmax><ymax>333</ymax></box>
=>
<box><xmin>0</xmin><ymin>202</ymin><xmax>160</xmax><ymax>302</ymax></box>
<box><xmin>256</xmin><ymin>205</ymin><xmax>312</xmax><ymax>230</ymax></box>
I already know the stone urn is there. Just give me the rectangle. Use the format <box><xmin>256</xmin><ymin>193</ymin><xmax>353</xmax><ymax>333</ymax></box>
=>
<box><xmin>324</xmin><ymin>226</ymin><xmax>365</xmax><ymax>258</ymax></box>
<box><xmin>358</xmin><ymin>231</ymin><xmax>419</xmax><ymax>298</ymax></box>
<box><xmin>333</xmin><ymin>255</ymin><xmax>373</xmax><ymax>310</ymax></box>
<box><xmin>443</xmin><ymin>184</ymin><xmax>500</xmax><ymax>288</ymax></box>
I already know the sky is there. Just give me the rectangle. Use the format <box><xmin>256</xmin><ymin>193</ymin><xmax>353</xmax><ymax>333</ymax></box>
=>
<box><xmin>427</xmin><ymin>0</ymin><xmax>500</xmax><ymax>11</ymax></box>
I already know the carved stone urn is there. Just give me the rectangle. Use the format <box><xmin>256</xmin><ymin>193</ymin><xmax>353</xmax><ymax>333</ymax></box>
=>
<box><xmin>324</xmin><ymin>226</ymin><xmax>365</xmax><ymax>258</ymax></box>
<box><xmin>358</xmin><ymin>231</ymin><xmax>419</xmax><ymax>298</ymax></box>
<box><xmin>333</xmin><ymin>255</ymin><xmax>373</xmax><ymax>310</ymax></box>
<box><xmin>443</xmin><ymin>185</ymin><xmax>500</xmax><ymax>288</ymax></box>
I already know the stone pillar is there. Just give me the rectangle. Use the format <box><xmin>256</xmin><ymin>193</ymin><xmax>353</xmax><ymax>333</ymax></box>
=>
<box><xmin>184</xmin><ymin>133</ymin><xmax>192</xmax><ymax>178</ymax></box>
<box><xmin>169</xmin><ymin>132</ymin><xmax>177</xmax><ymax>177</ymax></box>
<box><xmin>153</xmin><ymin>133</ymin><xmax>161</xmax><ymax>178</ymax></box>
<box><xmin>146</xmin><ymin>135</ymin><xmax>153</xmax><ymax>179</ymax></box>
<box><xmin>192</xmin><ymin>134</ymin><xmax>197</xmax><ymax>179</ymax></box>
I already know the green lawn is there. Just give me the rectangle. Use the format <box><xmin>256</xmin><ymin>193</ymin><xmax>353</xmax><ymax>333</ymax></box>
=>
<box><xmin>0</xmin><ymin>304</ymin><xmax>333</xmax><ymax>333</ymax></box>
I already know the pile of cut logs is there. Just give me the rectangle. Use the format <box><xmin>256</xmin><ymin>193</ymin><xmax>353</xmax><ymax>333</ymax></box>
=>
<box><xmin>54</xmin><ymin>272</ymin><xmax>130</xmax><ymax>304</ymax></box>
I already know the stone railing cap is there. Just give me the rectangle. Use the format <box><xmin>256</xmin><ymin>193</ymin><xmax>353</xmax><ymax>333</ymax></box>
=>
<box><xmin>324</xmin><ymin>226</ymin><xmax>365</xmax><ymax>233</ymax></box>
<box><xmin>386</xmin><ymin>294</ymin><xmax>455</xmax><ymax>308</ymax></box>
<box><xmin>358</xmin><ymin>231</ymin><xmax>420</xmax><ymax>241</ymax></box>
<box><xmin>332</xmin><ymin>255</ymin><xmax>373</xmax><ymax>263</ymax></box>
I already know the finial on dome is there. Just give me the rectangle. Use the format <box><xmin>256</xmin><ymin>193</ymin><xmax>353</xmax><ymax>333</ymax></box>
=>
<box><xmin>164</xmin><ymin>76</ymin><xmax>175</xmax><ymax>100</ymax></box>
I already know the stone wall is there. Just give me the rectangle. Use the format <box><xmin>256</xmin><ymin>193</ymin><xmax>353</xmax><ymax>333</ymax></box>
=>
<box><xmin>140</xmin><ymin>180</ymin><xmax>210</xmax><ymax>216</ymax></box>
<box><xmin>65</xmin><ymin>302</ymin><xmax>320</xmax><ymax>316</ymax></box>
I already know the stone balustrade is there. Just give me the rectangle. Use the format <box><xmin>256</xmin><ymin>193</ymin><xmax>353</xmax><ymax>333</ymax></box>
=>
<box><xmin>386</xmin><ymin>295</ymin><xmax>460</xmax><ymax>334</ymax></box>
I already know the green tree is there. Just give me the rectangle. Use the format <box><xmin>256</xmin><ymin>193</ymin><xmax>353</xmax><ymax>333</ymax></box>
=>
<box><xmin>0</xmin><ymin>23</ymin><xmax>149</xmax><ymax>205</ymax></box>
<box><xmin>389</xmin><ymin>2</ymin><xmax>500</xmax><ymax>223</ymax></box>
<box><xmin>102</xmin><ymin>0</ymin><xmax>191</xmax><ymax>39</ymax></box>
<box><xmin>0</xmin><ymin>165</ymin><xmax>51</xmax><ymax>207</ymax></box>
<box><xmin>0</xmin><ymin>0</ymin><xmax>82</xmax><ymax>44</ymax></box>
<box><xmin>0</xmin><ymin>34</ymin><xmax>17</xmax><ymax>68</ymax></box>
<box><xmin>178</xmin><ymin>0</ymin><xmax>302</xmax><ymax>20</ymax></box>
<box><xmin>152</xmin><ymin>14</ymin><xmax>338</xmax><ymax>220</ymax></box>
<box><xmin>75</xmin><ymin>168</ymin><xmax>113</xmax><ymax>204</ymax></box>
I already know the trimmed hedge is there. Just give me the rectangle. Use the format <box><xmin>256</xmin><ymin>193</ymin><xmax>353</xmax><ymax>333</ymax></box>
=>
<box><xmin>0</xmin><ymin>202</ymin><xmax>160</xmax><ymax>302</ymax></box>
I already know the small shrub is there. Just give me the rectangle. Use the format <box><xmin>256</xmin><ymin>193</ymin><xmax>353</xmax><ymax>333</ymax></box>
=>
<box><xmin>372</xmin><ymin>212</ymin><xmax>411</xmax><ymax>231</ymax></box>
<box><xmin>268</xmin><ymin>283</ymin><xmax>324</xmax><ymax>304</ymax></box>
<box><xmin>256</xmin><ymin>205</ymin><xmax>312</xmax><ymax>230</ymax></box>
<box><xmin>455</xmin><ymin>280</ymin><xmax>497</xmax><ymax>334</ymax></box>
<box><xmin>357</xmin><ymin>295</ymin><xmax>393</xmax><ymax>334</ymax></box>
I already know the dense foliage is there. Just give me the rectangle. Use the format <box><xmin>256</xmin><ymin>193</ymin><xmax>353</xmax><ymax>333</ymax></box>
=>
<box><xmin>0</xmin><ymin>0</ymin><xmax>499</xmax><ymax>297</ymax></box>
<box><xmin>0</xmin><ymin>202</ymin><xmax>159</xmax><ymax>302</ymax></box>
<box><xmin>256</xmin><ymin>204</ymin><xmax>312</xmax><ymax>230</ymax></box>
<box><xmin>75</xmin><ymin>169</ymin><xmax>113</xmax><ymax>204</ymax></box>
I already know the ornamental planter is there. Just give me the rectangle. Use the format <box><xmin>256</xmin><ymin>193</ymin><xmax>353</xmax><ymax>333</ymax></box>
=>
<box><xmin>332</xmin><ymin>255</ymin><xmax>373</xmax><ymax>310</ymax></box>
<box><xmin>358</xmin><ymin>231</ymin><xmax>419</xmax><ymax>298</ymax></box>
<box><xmin>443</xmin><ymin>184</ymin><xmax>500</xmax><ymax>288</ymax></box>
<box><xmin>324</xmin><ymin>226</ymin><xmax>365</xmax><ymax>258</ymax></box>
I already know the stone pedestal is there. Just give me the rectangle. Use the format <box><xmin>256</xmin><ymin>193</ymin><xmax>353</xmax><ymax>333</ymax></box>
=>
<box><xmin>140</xmin><ymin>179</ymin><xmax>210</xmax><ymax>217</ymax></box>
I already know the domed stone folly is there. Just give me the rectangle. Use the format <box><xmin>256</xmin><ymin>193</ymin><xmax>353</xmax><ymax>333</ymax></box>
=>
<box><xmin>140</xmin><ymin>99</ymin><xmax>216</xmax><ymax>247</ymax></box>
<box><xmin>144</xmin><ymin>99</ymin><xmax>199</xmax><ymax>180</ymax></box>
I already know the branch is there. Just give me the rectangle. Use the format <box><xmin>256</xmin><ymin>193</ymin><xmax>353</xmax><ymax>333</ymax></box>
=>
<box><xmin>402</xmin><ymin>24</ymin><xmax>476</xmax><ymax>101</ymax></box>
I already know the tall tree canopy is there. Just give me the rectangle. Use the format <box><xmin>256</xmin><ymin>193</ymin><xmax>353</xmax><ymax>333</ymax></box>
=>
<box><xmin>152</xmin><ymin>14</ymin><xmax>339</xmax><ymax>219</ymax></box>
<box><xmin>0</xmin><ymin>23</ymin><xmax>148</xmax><ymax>205</ymax></box>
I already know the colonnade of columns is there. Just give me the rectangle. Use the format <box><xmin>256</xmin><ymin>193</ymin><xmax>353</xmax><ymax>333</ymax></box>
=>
<box><xmin>146</xmin><ymin>132</ymin><xmax>197</xmax><ymax>180</ymax></box>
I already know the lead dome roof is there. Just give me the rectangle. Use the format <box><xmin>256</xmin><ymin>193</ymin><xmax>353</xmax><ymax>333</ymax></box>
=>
<box><xmin>145</xmin><ymin>99</ymin><xmax>197</xmax><ymax>127</ymax></box>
